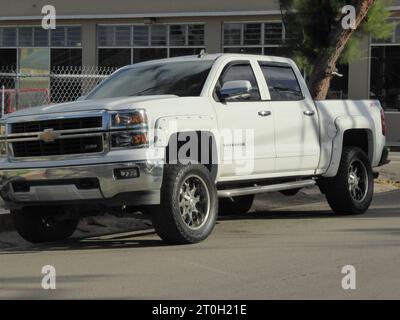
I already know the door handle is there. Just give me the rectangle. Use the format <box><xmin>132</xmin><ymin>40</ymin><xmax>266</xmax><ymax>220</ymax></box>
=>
<box><xmin>303</xmin><ymin>110</ymin><xmax>315</xmax><ymax>116</ymax></box>
<box><xmin>258</xmin><ymin>110</ymin><xmax>272</xmax><ymax>117</ymax></box>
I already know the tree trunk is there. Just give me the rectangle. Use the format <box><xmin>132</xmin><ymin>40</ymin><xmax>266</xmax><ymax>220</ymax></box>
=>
<box><xmin>308</xmin><ymin>0</ymin><xmax>376</xmax><ymax>100</ymax></box>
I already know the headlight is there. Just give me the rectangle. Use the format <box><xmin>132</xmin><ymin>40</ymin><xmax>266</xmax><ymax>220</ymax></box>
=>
<box><xmin>111</xmin><ymin>109</ymin><xmax>147</xmax><ymax>128</ymax></box>
<box><xmin>110</xmin><ymin>110</ymin><xmax>149</xmax><ymax>149</ymax></box>
<box><xmin>0</xmin><ymin>122</ymin><xmax>7</xmax><ymax>157</ymax></box>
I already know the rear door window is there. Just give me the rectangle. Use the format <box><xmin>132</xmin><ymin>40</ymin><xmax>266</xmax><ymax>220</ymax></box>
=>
<box><xmin>259</xmin><ymin>63</ymin><xmax>303</xmax><ymax>101</ymax></box>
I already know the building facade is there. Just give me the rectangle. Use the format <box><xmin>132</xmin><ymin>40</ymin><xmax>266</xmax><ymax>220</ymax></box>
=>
<box><xmin>0</xmin><ymin>0</ymin><xmax>399</xmax><ymax>145</ymax></box>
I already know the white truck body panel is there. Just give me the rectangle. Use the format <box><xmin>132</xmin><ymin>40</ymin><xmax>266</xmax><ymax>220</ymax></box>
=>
<box><xmin>0</xmin><ymin>54</ymin><xmax>387</xmax><ymax>207</ymax></box>
<box><xmin>316</xmin><ymin>100</ymin><xmax>385</xmax><ymax>177</ymax></box>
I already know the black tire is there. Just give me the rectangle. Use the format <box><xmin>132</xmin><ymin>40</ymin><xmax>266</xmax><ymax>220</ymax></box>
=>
<box><xmin>150</xmin><ymin>164</ymin><xmax>218</xmax><ymax>245</ymax></box>
<box><xmin>12</xmin><ymin>206</ymin><xmax>79</xmax><ymax>243</ymax></box>
<box><xmin>219</xmin><ymin>195</ymin><xmax>254</xmax><ymax>216</ymax></box>
<box><xmin>322</xmin><ymin>147</ymin><xmax>374</xmax><ymax>215</ymax></box>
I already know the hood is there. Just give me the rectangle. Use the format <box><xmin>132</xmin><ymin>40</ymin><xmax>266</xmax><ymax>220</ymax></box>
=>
<box><xmin>5</xmin><ymin>95</ymin><xmax>178</xmax><ymax>119</ymax></box>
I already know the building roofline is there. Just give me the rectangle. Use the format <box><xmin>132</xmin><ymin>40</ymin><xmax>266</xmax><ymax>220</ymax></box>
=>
<box><xmin>0</xmin><ymin>6</ymin><xmax>397</xmax><ymax>22</ymax></box>
<box><xmin>0</xmin><ymin>10</ymin><xmax>282</xmax><ymax>21</ymax></box>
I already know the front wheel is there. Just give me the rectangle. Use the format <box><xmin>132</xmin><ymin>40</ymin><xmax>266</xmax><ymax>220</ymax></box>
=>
<box><xmin>12</xmin><ymin>206</ymin><xmax>79</xmax><ymax>243</ymax></box>
<box><xmin>322</xmin><ymin>147</ymin><xmax>374</xmax><ymax>215</ymax></box>
<box><xmin>150</xmin><ymin>165</ymin><xmax>218</xmax><ymax>244</ymax></box>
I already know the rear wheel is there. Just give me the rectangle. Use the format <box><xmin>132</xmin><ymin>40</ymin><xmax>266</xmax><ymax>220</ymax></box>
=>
<box><xmin>12</xmin><ymin>206</ymin><xmax>79</xmax><ymax>243</ymax></box>
<box><xmin>219</xmin><ymin>195</ymin><xmax>254</xmax><ymax>216</ymax></box>
<box><xmin>150</xmin><ymin>164</ymin><xmax>218</xmax><ymax>244</ymax></box>
<box><xmin>322</xmin><ymin>147</ymin><xmax>374</xmax><ymax>215</ymax></box>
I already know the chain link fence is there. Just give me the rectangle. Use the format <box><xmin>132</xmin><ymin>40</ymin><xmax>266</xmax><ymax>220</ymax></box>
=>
<box><xmin>0</xmin><ymin>66</ymin><xmax>116</xmax><ymax>117</ymax></box>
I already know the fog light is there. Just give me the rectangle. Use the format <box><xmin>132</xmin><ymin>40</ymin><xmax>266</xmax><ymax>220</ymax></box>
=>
<box><xmin>114</xmin><ymin>168</ymin><xmax>140</xmax><ymax>180</ymax></box>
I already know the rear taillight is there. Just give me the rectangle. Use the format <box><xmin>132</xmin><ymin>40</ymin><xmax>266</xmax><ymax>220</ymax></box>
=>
<box><xmin>381</xmin><ymin>109</ymin><xmax>386</xmax><ymax>136</ymax></box>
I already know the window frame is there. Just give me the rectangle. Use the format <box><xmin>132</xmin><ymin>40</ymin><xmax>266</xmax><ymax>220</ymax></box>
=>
<box><xmin>96</xmin><ymin>23</ymin><xmax>206</xmax><ymax>66</ymax></box>
<box><xmin>258</xmin><ymin>61</ymin><xmax>305</xmax><ymax>102</ymax></box>
<box><xmin>369</xmin><ymin>45</ymin><xmax>400</xmax><ymax>111</ymax></box>
<box><xmin>0</xmin><ymin>25</ymin><xmax>82</xmax><ymax>71</ymax></box>
<box><xmin>0</xmin><ymin>25</ymin><xmax>82</xmax><ymax>49</ymax></box>
<box><xmin>223</xmin><ymin>21</ymin><xmax>285</xmax><ymax>55</ymax></box>
<box><xmin>369</xmin><ymin>17</ymin><xmax>400</xmax><ymax>112</ymax></box>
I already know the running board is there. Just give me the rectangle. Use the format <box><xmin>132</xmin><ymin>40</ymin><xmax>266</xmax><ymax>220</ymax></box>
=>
<box><xmin>217</xmin><ymin>180</ymin><xmax>316</xmax><ymax>198</ymax></box>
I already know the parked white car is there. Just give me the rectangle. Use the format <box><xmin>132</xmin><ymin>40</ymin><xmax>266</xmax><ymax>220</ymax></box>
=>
<box><xmin>0</xmin><ymin>54</ymin><xmax>390</xmax><ymax>244</ymax></box>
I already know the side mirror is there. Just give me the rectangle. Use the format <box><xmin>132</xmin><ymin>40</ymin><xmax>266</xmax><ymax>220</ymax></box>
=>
<box><xmin>77</xmin><ymin>95</ymin><xmax>87</xmax><ymax>101</ymax></box>
<box><xmin>219</xmin><ymin>80</ymin><xmax>252</xmax><ymax>102</ymax></box>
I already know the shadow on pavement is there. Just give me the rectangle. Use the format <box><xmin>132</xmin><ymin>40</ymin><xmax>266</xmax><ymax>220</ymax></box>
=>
<box><xmin>0</xmin><ymin>230</ymin><xmax>169</xmax><ymax>254</ymax></box>
<box><xmin>220</xmin><ymin>209</ymin><xmax>334</xmax><ymax>221</ymax></box>
<box><xmin>2</xmin><ymin>189</ymin><xmax>399</xmax><ymax>254</ymax></box>
<box><xmin>221</xmin><ymin>205</ymin><xmax>400</xmax><ymax>221</ymax></box>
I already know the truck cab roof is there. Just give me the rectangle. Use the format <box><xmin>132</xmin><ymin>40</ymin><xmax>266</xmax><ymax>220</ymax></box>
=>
<box><xmin>119</xmin><ymin>53</ymin><xmax>295</xmax><ymax>70</ymax></box>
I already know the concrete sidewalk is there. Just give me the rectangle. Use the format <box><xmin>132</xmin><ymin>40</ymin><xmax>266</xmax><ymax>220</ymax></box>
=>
<box><xmin>377</xmin><ymin>151</ymin><xmax>400</xmax><ymax>182</ymax></box>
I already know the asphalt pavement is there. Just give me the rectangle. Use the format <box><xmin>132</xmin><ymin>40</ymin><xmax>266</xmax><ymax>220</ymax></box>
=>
<box><xmin>0</xmin><ymin>152</ymin><xmax>399</xmax><ymax>299</ymax></box>
<box><xmin>0</xmin><ymin>184</ymin><xmax>399</xmax><ymax>299</ymax></box>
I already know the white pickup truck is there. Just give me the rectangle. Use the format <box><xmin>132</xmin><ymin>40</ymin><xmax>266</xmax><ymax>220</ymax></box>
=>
<box><xmin>0</xmin><ymin>54</ymin><xmax>390</xmax><ymax>244</ymax></box>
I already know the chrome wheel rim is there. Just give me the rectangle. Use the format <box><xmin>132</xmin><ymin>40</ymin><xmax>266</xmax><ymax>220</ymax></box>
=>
<box><xmin>348</xmin><ymin>160</ymin><xmax>369</xmax><ymax>203</ymax></box>
<box><xmin>179</xmin><ymin>175</ymin><xmax>210</xmax><ymax>230</ymax></box>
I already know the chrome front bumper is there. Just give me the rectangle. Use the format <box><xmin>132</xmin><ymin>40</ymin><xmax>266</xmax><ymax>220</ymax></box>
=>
<box><xmin>0</xmin><ymin>160</ymin><xmax>163</xmax><ymax>207</ymax></box>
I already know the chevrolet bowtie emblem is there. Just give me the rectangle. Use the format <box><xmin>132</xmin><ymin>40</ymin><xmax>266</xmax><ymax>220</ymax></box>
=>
<box><xmin>38</xmin><ymin>129</ymin><xmax>60</xmax><ymax>143</ymax></box>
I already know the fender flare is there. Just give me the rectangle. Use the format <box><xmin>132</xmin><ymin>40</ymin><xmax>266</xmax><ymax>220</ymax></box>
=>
<box><xmin>323</xmin><ymin>115</ymin><xmax>375</xmax><ymax>177</ymax></box>
<box><xmin>153</xmin><ymin>115</ymin><xmax>220</xmax><ymax>180</ymax></box>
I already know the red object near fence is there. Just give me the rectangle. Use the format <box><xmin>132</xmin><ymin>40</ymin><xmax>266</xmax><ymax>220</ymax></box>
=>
<box><xmin>1</xmin><ymin>88</ymin><xmax>50</xmax><ymax>114</ymax></box>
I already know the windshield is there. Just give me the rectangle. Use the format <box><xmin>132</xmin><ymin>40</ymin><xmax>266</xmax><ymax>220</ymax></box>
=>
<box><xmin>87</xmin><ymin>60</ymin><xmax>214</xmax><ymax>99</ymax></box>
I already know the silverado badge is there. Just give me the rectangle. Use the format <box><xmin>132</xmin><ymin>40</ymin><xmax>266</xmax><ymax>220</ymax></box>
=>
<box><xmin>38</xmin><ymin>129</ymin><xmax>60</xmax><ymax>143</ymax></box>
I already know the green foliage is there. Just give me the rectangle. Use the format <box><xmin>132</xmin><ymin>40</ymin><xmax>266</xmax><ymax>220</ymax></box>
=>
<box><xmin>340</xmin><ymin>35</ymin><xmax>362</xmax><ymax>63</ymax></box>
<box><xmin>280</xmin><ymin>0</ymin><xmax>395</xmax><ymax>71</ymax></box>
<box><xmin>363</xmin><ymin>0</ymin><xmax>395</xmax><ymax>39</ymax></box>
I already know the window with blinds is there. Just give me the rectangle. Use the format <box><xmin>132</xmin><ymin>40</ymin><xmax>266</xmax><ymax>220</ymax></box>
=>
<box><xmin>223</xmin><ymin>22</ymin><xmax>284</xmax><ymax>55</ymax></box>
<box><xmin>97</xmin><ymin>24</ymin><xmax>205</xmax><ymax>67</ymax></box>
<box><xmin>0</xmin><ymin>26</ymin><xmax>81</xmax><ymax>48</ymax></box>
<box><xmin>1</xmin><ymin>28</ymin><xmax>17</xmax><ymax>47</ymax></box>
